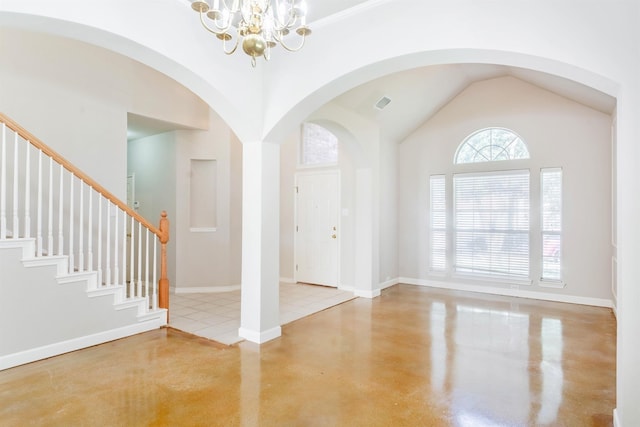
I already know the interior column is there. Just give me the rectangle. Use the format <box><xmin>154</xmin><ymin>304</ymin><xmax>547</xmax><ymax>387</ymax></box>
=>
<box><xmin>239</xmin><ymin>140</ymin><xmax>281</xmax><ymax>343</ymax></box>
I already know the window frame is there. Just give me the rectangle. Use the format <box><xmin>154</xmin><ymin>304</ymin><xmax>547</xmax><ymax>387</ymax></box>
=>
<box><xmin>540</xmin><ymin>167</ymin><xmax>564</xmax><ymax>286</ymax></box>
<box><xmin>454</xmin><ymin>127</ymin><xmax>530</xmax><ymax>164</ymax></box>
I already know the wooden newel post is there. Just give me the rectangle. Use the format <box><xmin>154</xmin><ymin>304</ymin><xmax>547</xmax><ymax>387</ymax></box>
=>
<box><xmin>158</xmin><ymin>211</ymin><xmax>170</xmax><ymax>319</ymax></box>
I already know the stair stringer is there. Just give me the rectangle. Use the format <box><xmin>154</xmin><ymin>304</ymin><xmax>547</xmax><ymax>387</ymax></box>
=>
<box><xmin>0</xmin><ymin>240</ymin><xmax>167</xmax><ymax>370</ymax></box>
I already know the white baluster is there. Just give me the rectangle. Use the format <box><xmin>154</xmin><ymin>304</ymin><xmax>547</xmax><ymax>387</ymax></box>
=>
<box><xmin>129</xmin><ymin>216</ymin><xmax>135</xmax><ymax>297</ymax></box>
<box><xmin>12</xmin><ymin>131</ymin><xmax>19</xmax><ymax>239</ymax></box>
<box><xmin>24</xmin><ymin>140</ymin><xmax>31</xmax><ymax>239</ymax></box>
<box><xmin>137</xmin><ymin>221</ymin><xmax>142</xmax><ymax>298</ymax></box>
<box><xmin>121</xmin><ymin>210</ymin><xmax>126</xmax><ymax>288</ymax></box>
<box><xmin>47</xmin><ymin>156</ymin><xmax>53</xmax><ymax>257</ymax></box>
<box><xmin>57</xmin><ymin>164</ymin><xmax>63</xmax><ymax>255</ymax></box>
<box><xmin>114</xmin><ymin>206</ymin><xmax>119</xmax><ymax>288</ymax></box>
<box><xmin>78</xmin><ymin>181</ymin><xmax>84</xmax><ymax>271</ymax></box>
<box><xmin>36</xmin><ymin>149</ymin><xmax>43</xmax><ymax>256</ymax></box>
<box><xmin>97</xmin><ymin>196</ymin><xmax>103</xmax><ymax>286</ymax></box>
<box><xmin>87</xmin><ymin>190</ymin><xmax>93</xmax><ymax>271</ymax></box>
<box><xmin>68</xmin><ymin>172</ymin><xmax>74</xmax><ymax>274</ymax></box>
<box><xmin>1</xmin><ymin>123</ymin><xmax>6</xmax><ymax>239</ymax></box>
<box><xmin>145</xmin><ymin>228</ymin><xmax>150</xmax><ymax>308</ymax></box>
<box><xmin>106</xmin><ymin>202</ymin><xmax>111</xmax><ymax>285</ymax></box>
<box><xmin>153</xmin><ymin>237</ymin><xmax>158</xmax><ymax>310</ymax></box>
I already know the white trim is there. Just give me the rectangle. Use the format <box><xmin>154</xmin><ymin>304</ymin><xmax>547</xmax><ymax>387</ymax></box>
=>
<box><xmin>279</xmin><ymin>277</ymin><xmax>296</xmax><ymax>284</ymax></box>
<box><xmin>172</xmin><ymin>285</ymin><xmax>241</xmax><ymax>294</ymax></box>
<box><xmin>238</xmin><ymin>326</ymin><xmax>281</xmax><ymax>344</ymax></box>
<box><xmin>354</xmin><ymin>289</ymin><xmax>381</xmax><ymax>299</ymax></box>
<box><xmin>0</xmin><ymin>319</ymin><xmax>165</xmax><ymax>371</ymax></box>
<box><xmin>189</xmin><ymin>227</ymin><xmax>217</xmax><ymax>233</ymax></box>
<box><xmin>379</xmin><ymin>277</ymin><xmax>399</xmax><ymax>290</ymax></box>
<box><xmin>398</xmin><ymin>277</ymin><xmax>613</xmax><ymax>308</ymax></box>
<box><xmin>538</xmin><ymin>280</ymin><xmax>566</xmax><ymax>289</ymax></box>
<box><xmin>452</xmin><ymin>272</ymin><xmax>533</xmax><ymax>287</ymax></box>
<box><xmin>613</xmin><ymin>408</ymin><xmax>621</xmax><ymax>427</ymax></box>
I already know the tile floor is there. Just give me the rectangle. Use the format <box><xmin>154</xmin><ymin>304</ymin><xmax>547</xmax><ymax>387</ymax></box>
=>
<box><xmin>169</xmin><ymin>282</ymin><xmax>355</xmax><ymax>345</ymax></box>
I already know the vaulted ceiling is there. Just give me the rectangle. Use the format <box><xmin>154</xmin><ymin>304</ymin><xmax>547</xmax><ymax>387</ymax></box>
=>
<box><xmin>131</xmin><ymin>1</ymin><xmax>616</xmax><ymax>143</ymax></box>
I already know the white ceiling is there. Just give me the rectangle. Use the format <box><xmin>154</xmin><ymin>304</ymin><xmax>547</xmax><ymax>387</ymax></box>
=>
<box><xmin>145</xmin><ymin>1</ymin><xmax>616</xmax><ymax>143</ymax></box>
<box><xmin>305</xmin><ymin>0</ymin><xmax>372</xmax><ymax>23</ymax></box>
<box><xmin>331</xmin><ymin>63</ymin><xmax>616</xmax><ymax>142</ymax></box>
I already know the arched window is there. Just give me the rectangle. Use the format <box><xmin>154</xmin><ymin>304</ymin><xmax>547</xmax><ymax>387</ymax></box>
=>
<box><xmin>455</xmin><ymin>128</ymin><xmax>529</xmax><ymax>164</ymax></box>
<box><xmin>430</xmin><ymin>127</ymin><xmax>562</xmax><ymax>283</ymax></box>
<box><xmin>300</xmin><ymin>122</ymin><xmax>338</xmax><ymax>166</ymax></box>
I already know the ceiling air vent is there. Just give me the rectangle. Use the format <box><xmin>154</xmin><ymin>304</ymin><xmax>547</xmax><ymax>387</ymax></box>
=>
<box><xmin>374</xmin><ymin>96</ymin><xmax>391</xmax><ymax>110</ymax></box>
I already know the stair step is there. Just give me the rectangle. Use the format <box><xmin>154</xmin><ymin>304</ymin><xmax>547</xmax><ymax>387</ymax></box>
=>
<box><xmin>88</xmin><ymin>285</ymin><xmax>125</xmax><ymax>298</ymax></box>
<box><xmin>57</xmin><ymin>270</ymin><xmax>98</xmax><ymax>288</ymax></box>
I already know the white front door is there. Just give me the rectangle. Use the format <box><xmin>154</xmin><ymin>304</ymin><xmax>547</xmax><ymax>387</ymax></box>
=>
<box><xmin>295</xmin><ymin>171</ymin><xmax>339</xmax><ymax>287</ymax></box>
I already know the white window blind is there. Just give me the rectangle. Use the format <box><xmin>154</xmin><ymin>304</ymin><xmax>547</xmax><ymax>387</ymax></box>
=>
<box><xmin>454</xmin><ymin>170</ymin><xmax>530</xmax><ymax>279</ymax></box>
<box><xmin>430</xmin><ymin>175</ymin><xmax>446</xmax><ymax>271</ymax></box>
<box><xmin>541</xmin><ymin>168</ymin><xmax>562</xmax><ymax>281</ymax></box>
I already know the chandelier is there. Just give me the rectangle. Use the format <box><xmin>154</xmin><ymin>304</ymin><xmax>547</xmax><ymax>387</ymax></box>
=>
<box><xmin>191</xmin><ymin>0</ymin><xmax>311</xmax><ymax>67</ymax></box>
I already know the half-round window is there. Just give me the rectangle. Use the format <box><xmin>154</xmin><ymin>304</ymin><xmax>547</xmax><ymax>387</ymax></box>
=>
<box><xmin>455</xmin><ymin>128</ymin><xmax>529</xmax><ymax>164</ymax></box>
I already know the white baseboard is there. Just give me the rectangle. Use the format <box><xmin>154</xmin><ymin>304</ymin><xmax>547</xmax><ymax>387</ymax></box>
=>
<box><xmin>398</xmin><ymin>277</ymin><xmax>614</xmax><ymax>308</ymax></box>
<box><xmin>379</xmin><ymin>277</ymin><xmax>399</xmax><ymax>290</ymax></box>
<box><xmin>613</xmin><ymin>408</ymin><xmax>620</xmax><ymax>427</ymax></box>
<box><xmin>172</xmin><ymin>284</ymin><xmax>241</xmax><ymax>294</ymax></box>
<box><xmin>239</xmin><ymin>326</ymin><xmax>281</xmax><ymax>344</ymax></box>
<box><xmin>354</xmin><ymin>289</ymin><xmax>381</xmax><ymax>299</ymax></box>
<box><xmin>279</xmin><ymin>277</ymin><xmax>296</xmax><ymax>284</ymax></box>
<box><xmin>0</xmin><ymin>318</ymin><xmax>165</xmax><ymax>371</ymax></box>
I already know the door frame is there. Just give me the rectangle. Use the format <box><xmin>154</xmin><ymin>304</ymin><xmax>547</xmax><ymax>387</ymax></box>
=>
<box><xmin>293</xmin><ymin>169</ymin><xmax>341</xmax><ymax>287</ymax></box>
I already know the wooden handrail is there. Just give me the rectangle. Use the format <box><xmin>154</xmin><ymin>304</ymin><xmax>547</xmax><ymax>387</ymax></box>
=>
<box><xmin>2</xmin><ymin>112</ymin><xmax>170</xmax><ymax>316</ymax></box>
<box><xmin>0</xmin><ymin>112</ymin><xmax>163</xmax><ymax>238</ymax></box>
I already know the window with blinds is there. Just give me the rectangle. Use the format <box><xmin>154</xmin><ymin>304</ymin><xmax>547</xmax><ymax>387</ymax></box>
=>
<box><xmin>453</xmin><ymin>170</ymin><xmax>530</xmax><ymax>279</ymax></box>
<box><xmin>430</xmin><ymin>175</ymin><xmax>446</xmax><ymax>271</ymax></box>
<box><xmin>541</xmin><ymin>168</ymin><xmax>562</xmax><ymax>281</ymax></box>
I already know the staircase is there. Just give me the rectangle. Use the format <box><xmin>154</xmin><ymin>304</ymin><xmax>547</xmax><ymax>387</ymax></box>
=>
<box><xmin>0</xmin><ymin>113</ymin><xmax>169</xmax><ymax>370</ymax></box>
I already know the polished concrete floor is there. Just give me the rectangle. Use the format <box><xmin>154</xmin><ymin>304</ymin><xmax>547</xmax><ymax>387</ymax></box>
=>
<box><xmin>0</xmin><ymin>285</ymin><xmax>616</xmax><ymax>426</ymax></box>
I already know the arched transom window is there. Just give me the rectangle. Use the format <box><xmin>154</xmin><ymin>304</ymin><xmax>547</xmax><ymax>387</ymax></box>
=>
<box><xmin>300</xmin><ymin>122</ymin><xmax>338</xmax><ymax>166</ymax></box>
<box><xmin>455</xmin><ymin>128</ymin><xmax>529</xmax><ymax>164</ymax></box>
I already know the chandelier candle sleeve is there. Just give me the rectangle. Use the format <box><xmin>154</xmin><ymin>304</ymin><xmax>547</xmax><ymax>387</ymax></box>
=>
<box><xmin>191</xmin><ymin>0</ymin><xmax>311</xmax><ymax>67</ymax></box>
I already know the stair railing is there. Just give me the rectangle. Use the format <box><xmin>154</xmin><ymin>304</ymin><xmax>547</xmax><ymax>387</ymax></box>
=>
<box><xmin>0</xmin><ymin>113</ymin><xmax>169</xmax><ymax>317</ymax></box>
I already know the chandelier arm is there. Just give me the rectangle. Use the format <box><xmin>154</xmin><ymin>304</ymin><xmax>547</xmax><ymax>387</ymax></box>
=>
<box><xmin>271</xmin><ymin>6</ymin><xmax>297</xmax><ymax>29</ymax></box>
<box><xmin>278</xmin><ymin>33</ymin><xmax>307</xmax><ymax>52</ymax></box>
<box><xmin>222</xmin><ymin>37</ymin><xmax>240</xmax><ymax>55</ymax></box>
<box><xmin>198</xmin><ymin>10</ymin><xmax>233</xmax><ymax>36</ymax></box>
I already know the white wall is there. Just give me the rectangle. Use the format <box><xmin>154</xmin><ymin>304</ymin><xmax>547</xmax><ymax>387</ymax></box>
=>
<box><xmin>0</xmin><ymin>245</ymin><xmax>140</xmax><ymax>357</ymax></box>
<box><xmin>173</xmin><ymin>110</ymin><xmax>243</xmax><ymax>290</ymax></box>
<box><xmin>128</xmin><ymin>111</ymin><xmax>243</xmax><ymax>293</ymax></box>
<box><xmin>378</xmin><ymin>135</ymin><xmax>398</xmax><ymax>287</ymax></box>
<box><xmin>280</xmin><ymin>123</ymin><xmax>361</xmax><ymax>288</ymax></box>
<box><xmin>280</xmin><ymin>103</ymin><xmax>399</xmax><ymax>292</ymax></box>
<box><xmin>399</xmin><ymin>76</ymin><xmax>612</xmax><ymax>302</ymax></box>
<box><xmin>127</xmin><ymin>132</ymin><xmax>178</xmax><ymax>288</ymax></box>
<box><xmin>2</xmin><ymin>28</ymin><xmax>242</xmax><ymax>292</ymax></box>
<box><xmin>0</xmin><ymin>28</ymin><xmax>209</xmax><ymax>199</ymax></box>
